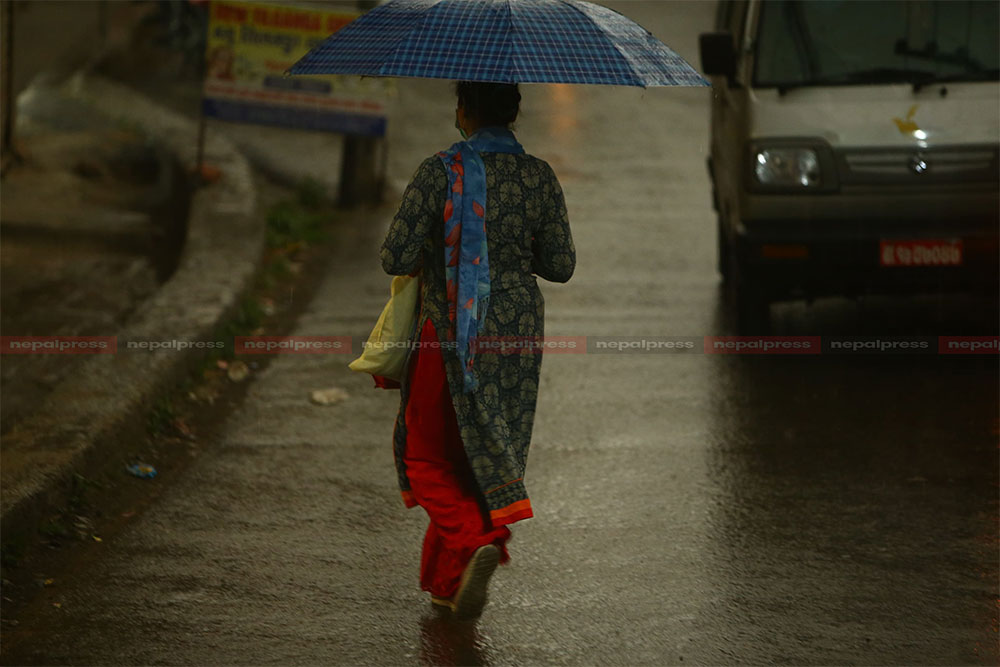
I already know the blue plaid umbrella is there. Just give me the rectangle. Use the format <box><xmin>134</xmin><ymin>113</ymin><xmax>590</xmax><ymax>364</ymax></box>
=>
<box><xmin>288</xmin><ymin>0</ymin><xmax>707</xmax><ymax>87</ymax></box>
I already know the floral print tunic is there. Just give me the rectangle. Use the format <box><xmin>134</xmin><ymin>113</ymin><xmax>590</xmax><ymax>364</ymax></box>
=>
<box><xmin>380</xmin><ymin>150</ymin><xmax>575</xmax><ymax>525</ymax></box>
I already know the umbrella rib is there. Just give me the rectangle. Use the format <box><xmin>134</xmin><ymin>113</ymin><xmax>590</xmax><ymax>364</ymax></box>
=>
<box><xmin>503</xmin><ymin>0</ymin><xmax>517</xmax><ymax>84</ymax></box>
<box><xmin>380</xmin><ymin>0</ymin><xmax>447</xmax><ymax>78</ymax></box>
<box><xmin>554</xmin><ymin>0</ymin><xmax>644</xmax><ymax>87</ymax></box>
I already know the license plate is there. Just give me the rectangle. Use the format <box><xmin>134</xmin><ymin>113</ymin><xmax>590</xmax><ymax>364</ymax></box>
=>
<box><xmin>879</xmin><ymin>239</ymin><xmax>963</xmax><ymax>267</ymax></box>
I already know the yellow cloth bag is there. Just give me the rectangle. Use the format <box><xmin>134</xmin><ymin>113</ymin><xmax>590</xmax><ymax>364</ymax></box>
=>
<box><xmin>348</xmin><ymin>275</ymin><xmax>420</xmax><ymax>382</ymax></box>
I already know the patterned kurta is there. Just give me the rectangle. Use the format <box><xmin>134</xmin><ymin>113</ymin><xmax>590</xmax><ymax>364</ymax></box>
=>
<box><xmin>380</xmin><ymin>150</ymin><xmax>575</xmax><ymax>526</ymax></box>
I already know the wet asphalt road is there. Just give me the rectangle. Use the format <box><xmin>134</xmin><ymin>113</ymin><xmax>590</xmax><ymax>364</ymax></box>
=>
<box><xmin>3</xmin><ymin>2</ymin><xmax>998</xmax><ymax>665</ymax></box>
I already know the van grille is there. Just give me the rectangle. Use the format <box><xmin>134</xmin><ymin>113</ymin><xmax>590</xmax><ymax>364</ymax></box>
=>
<box><xmin>836</xmin><ymin>146</ymin><xmax>999</xmax><ymax>185</ymax></box>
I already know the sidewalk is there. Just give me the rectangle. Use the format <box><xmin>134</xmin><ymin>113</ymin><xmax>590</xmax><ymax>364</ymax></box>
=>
<box><xmin>1</xmin><ymin>0</ymin><xmax>369</xmax><ymax>543</ymax></box>
<box><xmin>0</xmin><ymin>192</ymin><xmax>414</xmax><ymax>666</ymax></box>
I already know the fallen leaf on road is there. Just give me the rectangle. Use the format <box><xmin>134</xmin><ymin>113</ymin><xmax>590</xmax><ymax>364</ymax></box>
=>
<box><xmin>170</xmin><ymin>418</ymin><xmax>196</xmax><ymax>440</ymax></box>
<box><xmin>72</xmin><ymin>516</ymin><xmax>93</xmax><ymax>537</ymax></box>
<box><xmin>310</xmin><ymin>387</ymin><xmax>349</xmax><ymax>406</ymax></box>
<box><xmin>92</xmin><ymin>535</ymin><xmax>102</xmax><ymax>542</ymax></box>
<box><xmin>52</xmin><ymin>602</ymin><xmax>61</xmax><ymax>609</ymax></box>
<box><xmin>190</xmin><ymin>384</ymin><xmax>220</xmax><ymax>404</ymax></box>
<box><xmin>44</xmin><ymin>579</ymin><xmax>54</xmax><ymax>586</ymax></box>
<box><xmin>227</xmin><ymin>361</ymin><xmax>250</xmax><ymax>382</ymax></box>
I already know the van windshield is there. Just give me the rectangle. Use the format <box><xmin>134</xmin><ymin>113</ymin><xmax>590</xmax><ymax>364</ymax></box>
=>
<box><xmin>753</xmin><ymin>0</ymin><xmax>999</xmax><ymax>89</ymax></box>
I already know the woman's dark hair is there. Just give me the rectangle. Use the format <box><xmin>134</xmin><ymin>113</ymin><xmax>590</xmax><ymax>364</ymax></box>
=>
<box><xmin>455</xmin><ymin>81</ymin><xmax>521</xmax><ymax>127</ymax></box>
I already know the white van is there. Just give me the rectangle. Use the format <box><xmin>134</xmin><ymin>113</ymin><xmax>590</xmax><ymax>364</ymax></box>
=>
<box><xmin>699</xmin><ymin>0</ymin><xmax>999</xmax><ymax>330</ymax></box>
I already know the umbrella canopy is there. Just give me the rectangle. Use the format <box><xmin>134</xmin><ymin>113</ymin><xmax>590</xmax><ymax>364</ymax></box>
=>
<box><xmin>288</xmin><ymin>0</ymin><xmax>707</xmax><ymax>87</ymax></box>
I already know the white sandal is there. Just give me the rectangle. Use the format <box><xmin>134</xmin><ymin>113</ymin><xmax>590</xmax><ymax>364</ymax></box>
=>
<box><xmin>451</xmin><ymin>544</ymin><xmax>500</xmax><ymax>619</ymax></box>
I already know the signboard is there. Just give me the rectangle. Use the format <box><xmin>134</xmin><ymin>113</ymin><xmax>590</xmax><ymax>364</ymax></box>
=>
<box><xmin>202</xmin><ymin>1</ymin><xmax>390</xmax><ymax>136</ymax></box>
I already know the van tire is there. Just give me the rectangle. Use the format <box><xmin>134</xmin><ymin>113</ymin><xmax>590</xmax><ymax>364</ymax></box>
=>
<box><xmin>726</xmin><ymin>250</ymin><xmax>771</xmax><ymax>334</ymax></box>
<box><xmin>735</xmin><ymin>286</ymin><xmax>770</xmax><ymax>334</ymax></box>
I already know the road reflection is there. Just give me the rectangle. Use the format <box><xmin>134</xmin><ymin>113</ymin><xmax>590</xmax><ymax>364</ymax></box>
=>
<box><xmin>700</xmin><ymin>300</ymin><xmax>998</xmax><ymax>664</ymax></box>
<box><xmin>418</xmin><ymin>611</ymin><xmax>493</xmax><ymax>667</ymax></box>
<box><xmin>543</xmin><ymin>83</ymin><xmax>581</xmax><ymax>149</ymax></box>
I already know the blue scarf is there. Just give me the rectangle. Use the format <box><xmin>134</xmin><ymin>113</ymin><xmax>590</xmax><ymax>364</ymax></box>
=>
<box><xmin>437</xmin><ymin>127</ymin><xmax>524</xmax><ymax>392</ymax></box>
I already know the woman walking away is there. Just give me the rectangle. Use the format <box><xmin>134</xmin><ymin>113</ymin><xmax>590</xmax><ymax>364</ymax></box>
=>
<box><xmin>380</xmin><ymin>81</ymin><xmax>575</xmax><ymax>619</ymax></box>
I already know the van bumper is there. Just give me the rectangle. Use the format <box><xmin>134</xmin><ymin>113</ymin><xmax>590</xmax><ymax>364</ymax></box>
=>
<box><xmin>736</xmin><ymin>218</ymin><xmax>999</xmax><ymax>300</ymax></box>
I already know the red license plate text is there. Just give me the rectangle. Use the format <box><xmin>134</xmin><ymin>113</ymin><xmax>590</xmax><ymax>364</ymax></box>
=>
<box><xmin>879</xmin><ymin>239</ymin><xmax>962</xmax><ymax>267</ymax></box>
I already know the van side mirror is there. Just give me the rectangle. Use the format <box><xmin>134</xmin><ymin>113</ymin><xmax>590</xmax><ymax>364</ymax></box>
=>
<box><xmin>699</xmin><ymin>32</ymin><xmax>736</xmax><ymax>83</ymax></box>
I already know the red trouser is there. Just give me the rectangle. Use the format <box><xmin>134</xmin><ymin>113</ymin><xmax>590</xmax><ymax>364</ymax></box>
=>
<box><xmin>403</xmin><ymin>318</ymin><xmax>510</xmax><ymax>598</ymax></box>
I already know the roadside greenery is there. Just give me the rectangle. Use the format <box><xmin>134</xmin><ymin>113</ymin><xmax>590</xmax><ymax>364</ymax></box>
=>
<box><xmin>154</xmin><ymin>176</ymin><xmax>335</xmax><ymax>429</ymax></box>
<box><xmin>265</xmin><ymin>177</ymin><xmax>328</xmax><ymax>249</ymax></box>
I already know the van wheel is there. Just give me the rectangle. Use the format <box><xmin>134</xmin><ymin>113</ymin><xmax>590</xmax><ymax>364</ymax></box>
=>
<box><xmin>726</xmin><ymin>251</ymin><xmax>771</xmax><ymax>334</ymax></box>
<box><xmin>735</xmin><ymin>286</ymin><xmax>770</xmax><ymax>333</ymax></box>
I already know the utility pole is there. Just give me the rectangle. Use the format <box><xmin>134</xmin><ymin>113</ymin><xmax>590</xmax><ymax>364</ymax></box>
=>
<box><xmin>338</xmin><ymin>0</ymin><xmax>383</xmax><ymax>207</ymax></box>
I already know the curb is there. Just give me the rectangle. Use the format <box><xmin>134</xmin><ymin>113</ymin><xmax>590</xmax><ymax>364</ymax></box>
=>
<box><xmin>202</xmin><ymin>118</ymin><xmax>344</xmax><ymax>195</ymax></box>
<box><xmin>0</xmin><ymin>72</ymin><xmax>264</xmax><ymax>540</ymax></box>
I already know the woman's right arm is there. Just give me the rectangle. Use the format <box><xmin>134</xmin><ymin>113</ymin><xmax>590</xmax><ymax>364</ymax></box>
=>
<box><xmin>531</xmin><ymin>163</ymin><xmax>576</xmax><ymax>283</ymax></box>
<box><xmin>381</xmin><ymin>157</ymin><xmax>446</xmax><ymax>275</ymax></box>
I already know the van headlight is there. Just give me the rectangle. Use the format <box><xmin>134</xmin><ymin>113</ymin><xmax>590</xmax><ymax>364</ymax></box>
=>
<box><xmin>747</xmin><ymin>141</ymin><xmax>838</xmax><ymax>192</ymax></box>
<box><xmin>755</xmin><ymin>149</ymin><xmax>819</xmax><ymax>186</ymax></box>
